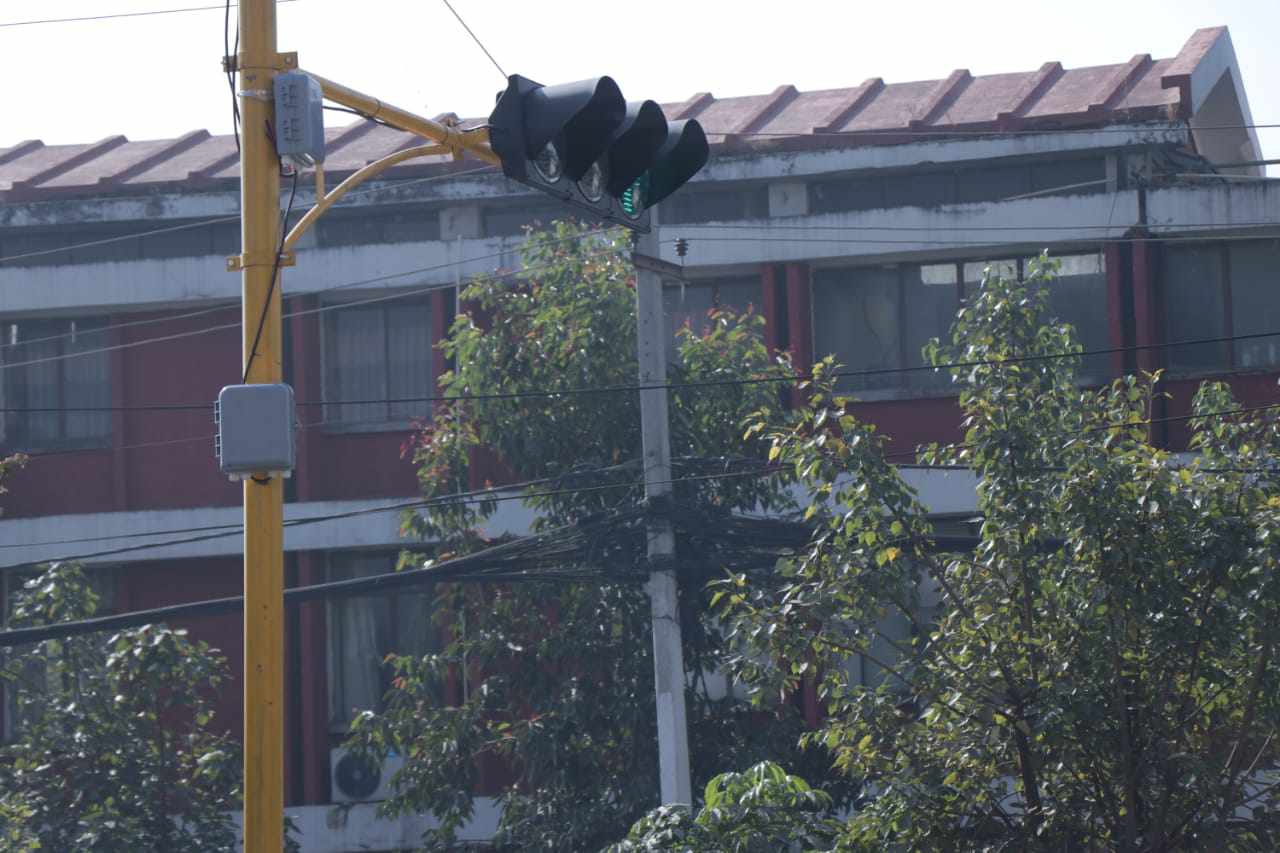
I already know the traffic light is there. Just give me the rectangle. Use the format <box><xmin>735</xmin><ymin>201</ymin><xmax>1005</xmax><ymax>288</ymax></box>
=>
<box><xmin>488</xmin><ymin>74</ymin><xmax>709</xmax><ymax>232</ymax></box>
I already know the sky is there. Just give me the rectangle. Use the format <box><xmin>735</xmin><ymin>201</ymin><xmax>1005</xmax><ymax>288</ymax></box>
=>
<box><xmin>0</xmin><ymin>0</ymin><xmax>1277</xmax><ymax>167</ymax></box>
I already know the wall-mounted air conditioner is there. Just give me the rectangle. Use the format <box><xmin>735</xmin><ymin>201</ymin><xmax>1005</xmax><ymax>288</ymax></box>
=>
<box><xmin>330</xmin><ymin>748</ymin><xmax>406</xmax><ymax>803</ymax></box>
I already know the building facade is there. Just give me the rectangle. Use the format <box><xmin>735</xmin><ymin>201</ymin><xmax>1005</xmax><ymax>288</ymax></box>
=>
<box><xmin>0</xmin><ymin>25</ymin><xmax>1276</xmax><ymax>850</ymax></box>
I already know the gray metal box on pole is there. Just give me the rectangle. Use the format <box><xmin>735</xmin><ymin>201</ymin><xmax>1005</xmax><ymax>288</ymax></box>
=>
<box><xmin>215</xmin><ymin>383</ymin><xmax>297</xmax><ymax>481</ymax></box>
<box><xmin>272</xmin><ymin>71</ymin><xmax>325</xmax><ymax>169</ymax></box>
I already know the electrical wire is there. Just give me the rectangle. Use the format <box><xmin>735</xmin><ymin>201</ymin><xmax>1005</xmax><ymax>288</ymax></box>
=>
<box><xmin>441</xmin><ymin>0</ymin><xmax>506</xmax><ymax>79</ymax></box>
<box><xmin>0</xmin><ymin>458</ymin><xmax>643</xmax><ymax>552</ymax></box>
<box><xmin>0</xmin><ymin>0</ymin><xmax>302</xmax><ymax>28</ymax></box>
<box><xmin>5</xmin><ymin>401</ymin><xmax>1277</xmax><ymax>569</ymax></box>
<box><xmin>677</xmin><ymin>232</ymin><xmax>1280</xmax><ymax>248</ymax></box>
<box><xmin>242</xmin><ymin>168</ymin><xmax>298</xmax><ymax>382</ymax></box>
<box><xmin>0</xmin><ymin>516</ymin><xmax>645</xmax><ymax>649</ymax></box>
<box><xmin>4</xmin><ymin>327</ymin><xmax>1279</xmax><ymax>415</ymax></box>
<box><xmin>675</xmin><ymin>220</ymin><xmax>1280</xmax><ymax>233</ymax></box>
<box><xmin>224</xmin><ymin>0</ymin><xmax>241</xmax><ymax>155</ymax></box>
<box><xmin>0</xmin><ymin>236</ymin><xmax>624</xmax><ymax>372</ymax></box>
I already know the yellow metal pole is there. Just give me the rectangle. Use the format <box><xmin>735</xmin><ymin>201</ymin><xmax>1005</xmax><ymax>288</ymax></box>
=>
<box><xmin>237</xmin><ymin>0</ymin><xmax>283</xmax><ymax>850</ymax></box>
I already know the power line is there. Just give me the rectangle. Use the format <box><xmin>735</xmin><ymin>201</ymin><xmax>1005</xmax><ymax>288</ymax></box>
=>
<box><xmin>4</xmin><ymin>327</ymin><xmax>1278</xmax><ymax>415</ymax></box>
<box><xmin>680</xmin><ymin>231</ymin><xmax>1280</xmax><ymax>248</ymax></box>
<box><xmin>677</xmin><ymin>220</ymin><xmax>1280</xmax><ymax>233</ymax></box>
<box><xmin>5</xmin><ymin>401</ymin><xmax>1277</xmax><ymax>569</ymax></box>
<box><xmin>0</xmin><ymin>517</ymin><xmax>642</xmax><ymax>649</ymax></box>
<box><xmin>0</xmin><ymin>459</ymin><xmax>642</xmax><ymax>552</ymax></box>
<box><xmin>441</xmin><ymin>0</ymin><xmax>506</xmax><ymax>79</ymax></box>
<box><xmin>0</xmin><ymin>233</ymin><xmax>623</xmax><ymax>372</ymax></box>
<box><xmin>0</xmin><ymin>0</ymin><xmax>301</xmax><ymax>28</ymax></box>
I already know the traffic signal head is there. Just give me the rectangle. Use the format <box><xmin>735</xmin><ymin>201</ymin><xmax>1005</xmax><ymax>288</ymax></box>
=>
<box><xmin>488</xmin><ymin>74</ymin><xmax>709</xmax><ymax>232</ymax></box>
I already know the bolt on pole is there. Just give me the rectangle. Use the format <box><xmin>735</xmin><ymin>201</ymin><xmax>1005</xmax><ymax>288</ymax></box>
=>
<box><xmin>236</xmin><ymin>0</ymin><xmax>285</xmax><ymax>850</ymax></box>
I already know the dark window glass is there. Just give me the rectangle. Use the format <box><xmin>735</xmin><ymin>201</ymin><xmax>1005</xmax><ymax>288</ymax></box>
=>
<box><xmin>955</xmin><ymin>164</ymin><xmax>1031</xmax><ymax>203</ymax></box>
<box><xmin>1032</xmin><ymin>253</ymin><xmax>1112</xmax><ymax>383</ymax></box>
<box><xmin>904</xmin><ymin>263</ymin><xmax>960</xmax><ymax>390</ymax></box>
<box><xmin>481</xmin><ymin>204</ymin><xmax>566</xmax><ymax>238</ymax></box>
<box><xmin>2</xmin><ymin>231</ymin><xmax>71</xmax><ymax>267</ymax></box>
<box><xmin>884</xmin><ymin>171</ymin><xmax>956</xmax><ymax>209</ymax></box>
<box><xmin>813</xmin><ymin>266</ymin><xmax>901</xmax><ymax>392</ymax></box>
<box><xmin>1228</xmin><ymin>240</ymin><xmax>1280</xmax><ymax>369</ymax></box>
<box><xmin>326</xmin><ymin>552</ymin><xmax>440</xmax><ymax>731</ymax></box>
<box><xmin>809</xmin><ymin>177</ymin><xmax>885</xmax><ymax>214</ymax></box>
<box><xmin>1030</xmin><ymin>158</ymin><xmax>1106</xmax><ymax>195</ymax></box>
<box><xmin>1163</xmin><ymin>245</ymin><xmax>1228</xmax><ymax>372</ymax></box>
<box><xmin>0</xmin><ymin>318</ymin><xmax>112</xmax><ymax>451</ymax></box>
<box><xmin>323</xmin><ymin>298</ymin><xmax>432</xmax><ymax>429</ymax></box>
<box><xmin>662</xmin><ymin>185</ymin><xmax>770</xmax><ymax>224</ymax></box>
<box><xmin>319</xmin><ymin>207</ymin><xmax>440</xmax><ymax>247</ymax></box>
<box><xmin>663</xmin><ymin>275</ymin><xmax>761</xmax><ymax>361</ymax></box>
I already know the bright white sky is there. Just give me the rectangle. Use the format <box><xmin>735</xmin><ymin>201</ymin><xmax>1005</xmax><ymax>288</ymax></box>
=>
<box><xmin>1</xmin><ymin>0</ymin><xmax>1277</xmax><ymax>170</ymax></box>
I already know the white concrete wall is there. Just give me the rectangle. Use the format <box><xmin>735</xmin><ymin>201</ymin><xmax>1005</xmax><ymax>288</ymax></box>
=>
<box><xmin>230</xmin><ymin>798</ymin><xmax>502</xmax><ymax>852</ymax></box>
<box><xmin>0</xmin><ymin>495</ymin><xmax>539</xmax><ymax>569</ymax></box>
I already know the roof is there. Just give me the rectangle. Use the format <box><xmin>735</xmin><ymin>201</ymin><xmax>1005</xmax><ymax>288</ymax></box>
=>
<box><xmin>0</xmin><ymin>27</ymin><xmax>1246</xmax><ymax>204</ymax></box>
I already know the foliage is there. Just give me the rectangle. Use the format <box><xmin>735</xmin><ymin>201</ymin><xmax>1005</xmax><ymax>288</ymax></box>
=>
<box><xmin>0</xmin><ymin>453</ymin><xmax>25</xmax><ymax>518</ymax></box>
<box><xmin>606</xmin><ymin>761</ymin><xmax>841</xmax><ymax>852</ymax></box>
<box><xmin>344</xmin><ymin>222</ymin><xmax>854</xmax><ymax>851</ymax></box>
<box><xmin>720</xmin><ymin>256</ymin><xmax>1280</xmax><ymax>851</ymax></box>
<box><xmin>0</xmin><ymin>562</ymin><xmax>241</xmax><ymax>852</ymax></box>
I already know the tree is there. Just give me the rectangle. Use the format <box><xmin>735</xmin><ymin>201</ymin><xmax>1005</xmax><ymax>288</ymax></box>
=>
<box><xmin>344</xmin><ymin>222</ymin><xmax>855</xmax><ymax>850</ymax></box>
<box><xmin>0</xmin><ymin>562</ymin><xmax>242</xmax><ymax>851</ymax></box>
<box><xmin>607</xmin><ymin>761</ymin><xmax>841</xmax><ymax>852</ymax></box>
<box><xmin>719</xmin><ymin>256</ymin><xmax>1280</xmax><ymax>851</ymax></box>
<box><xmin>0</xmin><ymin>453</ymin><xmax>25</xmax><ymax>515</ymax></box>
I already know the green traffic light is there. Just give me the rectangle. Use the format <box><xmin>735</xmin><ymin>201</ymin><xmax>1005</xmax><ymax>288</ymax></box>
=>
<box><xmin>621</xmin><ymin>175</ymin><xmax>647</xmax><ymax>219</ymax></box>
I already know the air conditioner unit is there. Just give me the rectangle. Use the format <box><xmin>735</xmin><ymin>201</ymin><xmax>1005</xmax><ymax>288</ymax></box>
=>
<box><xmin>330</xmin><ymin>748</ymin><xmax>405</xmax><ymax>803</ymax></box>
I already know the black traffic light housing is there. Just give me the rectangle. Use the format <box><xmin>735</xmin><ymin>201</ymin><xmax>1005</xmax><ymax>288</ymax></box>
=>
<box><xmin>488</xmin><ymin>74</ymin><xmax>709</xmax><ymax>233</ymax></box>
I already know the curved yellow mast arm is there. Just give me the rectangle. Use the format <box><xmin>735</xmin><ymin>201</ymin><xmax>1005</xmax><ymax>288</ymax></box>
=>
<box><xmin>305</xmin><ymin>71</ymin><xmax>499</xmax><ymax>165</ymax></box>
<box><xmin>284</xmin><ymin>144</ymin><xmax>455</xmax><ymax>251</ymax></box>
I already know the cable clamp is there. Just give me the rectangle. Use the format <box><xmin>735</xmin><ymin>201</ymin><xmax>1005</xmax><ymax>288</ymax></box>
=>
<box><xmin>226</xmin><ymin>250</ymin><xmax>296</xmax><ymax>272</ymax></box>
<box><xmin>229</xmin><ymin>51</ymin><xmax>298</xmax><ymax>73</ymax></box>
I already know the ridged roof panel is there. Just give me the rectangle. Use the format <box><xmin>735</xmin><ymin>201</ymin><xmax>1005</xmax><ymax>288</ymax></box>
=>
<box><xmin>0</xmin><ymin>28</ymin><xmax>1237</xmax><ymax>202</ymax></box>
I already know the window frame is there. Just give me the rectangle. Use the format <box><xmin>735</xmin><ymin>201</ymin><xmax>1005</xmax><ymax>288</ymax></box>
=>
<box><xmin>1160</xmin><ymin>240</ymin><xmax>1280</xmax><ymax>377</ymax></box>
<box><xmin>810</xmin><ymin>251</ymin><xmax>1109</xmax><ymax>399</ymax></box>
<box><xmin>324</xmin><ymin>550</ymin><xmax>446</xmax><ymax>735</ymax></box>
<box><xmin>319</xmin><ymin>294</ymin><xmax>435</xmax><ymax>433</ymax></box>
<box><xmin>0</xmin><ymin>317</ymin><xmax>113</xmax><ymax>452</ymax></box>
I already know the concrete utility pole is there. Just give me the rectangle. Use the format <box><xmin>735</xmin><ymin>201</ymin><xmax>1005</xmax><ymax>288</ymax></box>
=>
<box><xmin>633</xmin><ymin>211</ymin><xmax>694</xmax><ymax>805</ymax></box>
<box><xmin>235</xmin><ymin>1</ymin><xmax>285</xmax><ymax>850</ymax></box>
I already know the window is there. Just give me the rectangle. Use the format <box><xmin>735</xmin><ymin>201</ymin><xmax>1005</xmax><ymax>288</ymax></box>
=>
<box><xmin>662</xmin><ymin>275</ymin><xmax>761</xmax><ymax>360</ymax></box>
<box><xmin>317</xmin><ymin>206</ymin><xmax>441</xmax><ymax>248</ymax></box>
<box><xmin>1028</xmin><ymin>253</ymin><xmax>1110</xmax><ymax>383</ymax></box>
<box><xmin>809</xmin><ymin>156</ymin><xmax>1106</xmax><ymax>215</ymax></box>
<box><xmin>482</xmin><ymin>203</ymin><xmax>566</xmax><ymax>238</ymax></box>
<box><xmin>322</xmin><ymin>298</ymin><xmax>433</xmax><ymax>430</ymax></box>
<box><xmin>814</xmin><ymin>253</ymin><xmax>1110</xmax><ymax>395</ymax></box>
<box><xmin>1163</xmin><ymin>240</ymin><xmax>1280</xmax><ymax>373</ymax></box>
<box><xmin>812</xmin><ymin>262</ymin><xmax>961</xmax><ymax>394</ymax></box>
<box><xmin>662</xmin><ymin>185</ymin><xmax>770</xmax><ymax>225</ymax></box>
<box><xmin>0</xmin><ymin>318</ymin><xmax>111</xmax><ymax>451</ymax></box>
<box><xmin>326</xmin><ymin>552</ymin><xmax>440</xmax><ymax>732</ymax></box>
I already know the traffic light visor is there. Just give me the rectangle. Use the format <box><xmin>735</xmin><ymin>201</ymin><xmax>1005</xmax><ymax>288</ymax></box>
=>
<box><xmin>645</xmin><ymin>119</ymin><xmax>709</xmax><ymax>209</ymax></box>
